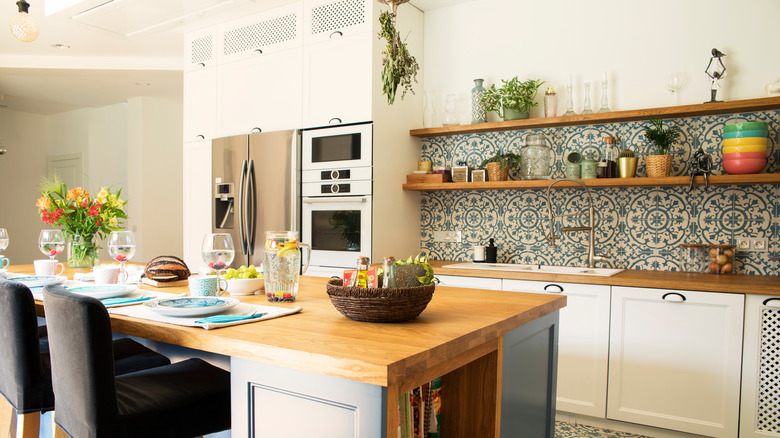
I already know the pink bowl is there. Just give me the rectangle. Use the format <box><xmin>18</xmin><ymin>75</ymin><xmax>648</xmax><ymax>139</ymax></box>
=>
<box><xmin>723</xmin><ymin>157</ymin><xmax>767</xmax><ymax>174</ymax></box>
<box><xmin>722</xmin><ymin>151</ymin><xmax>767</xmax><ymax>161</ymax></box>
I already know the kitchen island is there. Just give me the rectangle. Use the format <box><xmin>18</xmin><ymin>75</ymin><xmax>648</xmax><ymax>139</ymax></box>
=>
<box><xmin>14</xmin><ymin>267</ymin><xmax>566</xmax><ymax>438</ymax></box>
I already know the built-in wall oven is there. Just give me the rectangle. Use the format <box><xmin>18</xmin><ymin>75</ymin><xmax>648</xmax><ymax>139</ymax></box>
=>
<box><xmin>301</xmin><ymin>123</ymin><xmax>372</xmax><ymax>269</ymax></box>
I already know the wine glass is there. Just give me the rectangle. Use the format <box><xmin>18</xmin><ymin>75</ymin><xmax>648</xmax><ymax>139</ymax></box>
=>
<box><xmin>108</xmin><ymin>231</ymin><xmax>136</xmax><ymax>283</ymax></box>
<box><xmin>201</xmin><ymin>233</ymin><xmax>235</xmax><ymax>281</ymax></box>
<box><xmin>38</xmin><ymin>229</ymin><xmax>65</xmax><ymax>261</ymax></box>
<box><xmin>0</xmin><ymin>228</ymin><xmax>8</xmax><ymax>253</ymax></box>
<box><xmin>667</xmin><ymin>72</ymin><xmax>686</xmax><ymax>105</ymax></box>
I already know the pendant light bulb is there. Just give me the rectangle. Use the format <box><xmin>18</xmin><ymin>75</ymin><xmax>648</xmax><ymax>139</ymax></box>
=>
<box><xmin>10</xmin><ymin>0</ymin><xmax>39</xmax><ymax>43</ymax></box>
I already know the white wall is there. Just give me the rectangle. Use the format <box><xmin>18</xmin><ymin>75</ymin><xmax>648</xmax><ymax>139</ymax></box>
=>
<box><xmin>0</xmin><ymin>109</ymin><xmax>50</xmax><ymax>265</ymax></box>
<box><xmin>423</xmin><ymin>0</ymin><xmax>780</xmax><ymax>123</ymax></box>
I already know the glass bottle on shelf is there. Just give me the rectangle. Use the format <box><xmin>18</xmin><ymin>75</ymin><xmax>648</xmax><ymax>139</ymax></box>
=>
<box><xmin>599</xmin><ymin>73</ymin><xmax>611</xmax><ymax>112</ymax></box>
<box><xmin>582</xmin><ymin>82</ymin><xmax>593</xmax><ymax>114</ymax></box>
<box><xmin>600</xmin><ymin>136</ymin><xmax>618</xmax><ymax>178</ymax></box>
<box><xmin>544</xmin><ymin>87</ymin><xmax>558</xmax><ymax>118</ymax></box>
<box><xmin>423</xmin><ymin>91</ymin><xmax>437</xmax><ymax>128</ymax></box>
<box><xmin>443</xmin><ymin>94</ymin><xmax>459</xmax><ymax>126</ymax></box>
<box><xmin>382</xmin><ymin>256</ymin><xmax>397</xmax><ymax>288</ymax></box>
<box><xmin>564</xmin><ymin>81</ymin><xmax>576</xmax><ymax>116</ymax></box>
<box><xmin>348</xmin><ymin>256</ymin><xmax>370</xmax><ymax>288</ymax></box>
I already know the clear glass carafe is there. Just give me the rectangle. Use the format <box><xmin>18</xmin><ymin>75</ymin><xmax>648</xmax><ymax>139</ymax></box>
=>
<box><xmin>519</xmin><ymin>133</ymin><xmax>553</xmax><ymax>180</ymax></box>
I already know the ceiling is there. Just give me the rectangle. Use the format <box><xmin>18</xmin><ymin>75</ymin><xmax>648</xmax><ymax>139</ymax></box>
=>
<box><xmin>0</xmin><ymin>0</ymin><xmax>469</xmax><ymax>115</ymax></box>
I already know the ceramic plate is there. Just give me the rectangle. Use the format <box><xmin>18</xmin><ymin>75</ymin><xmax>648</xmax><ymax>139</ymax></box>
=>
<box><xmin>0</xmin><ymin>269</ymin><xmax>6</xmax><ymax>278</ymax></box>
<box><xmin>12</xmin><ymin>275</ymin><xmax>68</xmax><ymax>288</ymax></box>
<box><xmin>68</xmin><ymin>284</ymin><xmax>138</xmax><ymax>300</ymax></box>
<box><xmin>143</xmin><ymin>297</ymin><xmax>239</xmax><ymax>317</ymax></box>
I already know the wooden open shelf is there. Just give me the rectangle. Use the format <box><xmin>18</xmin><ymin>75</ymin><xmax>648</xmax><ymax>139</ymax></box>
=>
<box><xmin>402</xmin><ymin>173</ymin><xmax>780</xmax><ymax>191</ymax></box>
<box><xmin>410</xmin><ymin>96</ymin><xmax>780</xmax><ymax>138</ymax></box>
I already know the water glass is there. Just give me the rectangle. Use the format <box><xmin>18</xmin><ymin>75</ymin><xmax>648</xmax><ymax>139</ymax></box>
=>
<box><xmin>0</xmin><ymin>228</ymin><xmax>8</xmax><ymax>253</ymax></box>
<box><xmin>202</xmin><ymin>233</ymin><xmax>235</xmax><ymax>280</ymax></box>
<box><xmin>38</xmin><ymin>229</ymin><xmax>65</xmax><ymax>261</ymax></box>
<box><xmin>108</xmin><ymin>231</ymin><xmax>136</xmax><ymax>283</ymax></box>
<box><xmin>263</xmin><ymin>231</ymin><xmax>310</xmax><ymax>302</ymax></box>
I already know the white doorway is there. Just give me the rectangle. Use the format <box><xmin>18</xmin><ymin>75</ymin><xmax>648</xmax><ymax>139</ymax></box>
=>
<box><xmin>47</xmin><ymin>153</ymin><xmax>83</xmax><ymax>188</ymax></box>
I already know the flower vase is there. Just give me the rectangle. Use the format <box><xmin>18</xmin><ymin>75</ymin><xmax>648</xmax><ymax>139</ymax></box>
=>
<box><xmin>68</xmin><ymin>234</ymin><xmax>98</xmax><ymax>268</ymax></box>
<box><xmin>471</xmin><ymin>79</ymin><xmax>487</xmax><ymax>124</ymax></box>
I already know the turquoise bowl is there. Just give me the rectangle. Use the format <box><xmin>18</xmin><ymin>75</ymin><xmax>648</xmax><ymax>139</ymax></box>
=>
<box><xmin>723</xmin><ymin>122</ymin><xmax>769</xmax><ymax>133</ymax></box>
<box><xmin>723</xmin><ymin>129</ymin><xmax>768</xmax><ymax>139</ymax></box>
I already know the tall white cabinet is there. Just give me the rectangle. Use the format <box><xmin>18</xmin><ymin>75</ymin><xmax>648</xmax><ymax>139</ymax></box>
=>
<box><xmin>741</xmin><ymin>294</ymin><xmax>780</xmax><ymax>438</ymax></box>
<box><xmin>607</xmin><ymin>286</ymin><xmax>744</xmax><ymax>438</ymax></box>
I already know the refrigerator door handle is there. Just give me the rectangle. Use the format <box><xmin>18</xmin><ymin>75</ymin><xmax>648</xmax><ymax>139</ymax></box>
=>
<box><xmin>238</xmin><ymin>159</ymin><xmax>249</xmax><ymax>255</ymax></box>
<box><xmin>246</xmin><ymin>159</ymin><xmax>257</xmax><ymax>256</ymax></box>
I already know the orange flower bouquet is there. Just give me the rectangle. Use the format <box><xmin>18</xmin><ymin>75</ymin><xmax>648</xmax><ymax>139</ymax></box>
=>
<box><xmin>37</xmin><ymin>175</ymin><xmax>127</xmax><ymax>267</ymax></box>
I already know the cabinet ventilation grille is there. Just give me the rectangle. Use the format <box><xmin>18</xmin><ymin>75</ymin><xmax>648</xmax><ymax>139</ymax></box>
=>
<box><xmin>190</xmin><ymin>35</ymin><xmax>213</xmax><ymax>65</ymax></box>
<box><xmin>757</xmin><ymin>306</ymin><xmax>780</xmax><ymax>433</ymax></box>
<box><xmin>223</xmin><ymin>14</ymin><xmax>297</xmax><ymax>56</ymax></box>
<box><xmin>311</xmin><ymin>0</ymin><xmax>365</xmax><ymax>35</ymax></box>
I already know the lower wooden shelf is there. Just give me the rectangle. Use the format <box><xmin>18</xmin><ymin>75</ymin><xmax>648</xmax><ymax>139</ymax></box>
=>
<box><xmin>402</xmin><ymin>173</ymin><xmax>780</xmax><ymax>191</ymax></box>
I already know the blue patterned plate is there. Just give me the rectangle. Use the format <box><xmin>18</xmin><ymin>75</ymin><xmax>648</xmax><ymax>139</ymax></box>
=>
<box><xmin>12</xmin><ymin>275</ymin><xmax>67</xmax><ymax>288</ymax></box>
<box><xmin>143</xmin><ymin>297</ymin><xmax>239</xmax><ymax>317</ymax></box>
<box><xmin>69</xmin><ymin>285</ymin><xmax>137</xmax><ymax>300</ymax></box>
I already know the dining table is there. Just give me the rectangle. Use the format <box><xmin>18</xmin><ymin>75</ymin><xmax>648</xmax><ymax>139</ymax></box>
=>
<box><xmin>6</xmin><ymin>263</ymin><xmax>566</xmax><ymax>438</ymax></box>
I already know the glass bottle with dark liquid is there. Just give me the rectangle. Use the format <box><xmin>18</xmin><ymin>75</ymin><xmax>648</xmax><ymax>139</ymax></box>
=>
<box><xmin>599</xmin><ymin>136</ymin><xmax>618</xmax><ymax>178</ymax></box>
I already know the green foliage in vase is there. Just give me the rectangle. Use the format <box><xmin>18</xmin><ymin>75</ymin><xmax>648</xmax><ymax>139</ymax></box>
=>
<box><xmin>378</xmin><ymin>10</ymin><xmax>419</xmax><ymax>105</ymax></box>
<box><xmin>481</xmin><ymin>149</ymin><xmax>522</xmax><ymax>170</ymax></box>
<box><xmin>481</xmin><ymin>77</ymin><xmax>545</xmax><ymax>118</ymax></box>
<box><xmin>643</xmin><ymin>116</ymin><xmax>682</xmax><ymax>155</ymax></box>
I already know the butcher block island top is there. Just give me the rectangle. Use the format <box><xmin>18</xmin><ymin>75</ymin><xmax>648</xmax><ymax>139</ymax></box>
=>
<box><xmin>20</xmin><ymin>267</ymin><xmax>565</xmax><ymax>388</ymax></box>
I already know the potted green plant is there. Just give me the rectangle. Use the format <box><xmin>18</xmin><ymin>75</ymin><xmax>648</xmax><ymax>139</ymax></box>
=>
<box><xmin>481</xmin><ymin>77</ymin><xmax>545</xmax><ymax>121</ymax></box>
<box><xmin>643</xmin><ymin>116</ymin><xmax>682</xmax><ymax>177</ymax></box>
<box><xmin>481</xmin><ymin>149</ymin><xmax>522</xmax><ymax>181</ymax></box>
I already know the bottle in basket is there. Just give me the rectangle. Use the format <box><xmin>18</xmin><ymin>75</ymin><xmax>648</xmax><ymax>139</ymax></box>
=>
<box><xmin>348</xmin><ymin>256</ymin><xmax>371</xmax><ymax>288</ymax></box>
<box><xmin>382</xmin><ymin>256</ymin><xmax>397</xmax><ymax>288</ymax></box>
<box><xmin>263</xmin><ymin>231</ymin><xmax>310</xmax><ymax>302</ymax></box>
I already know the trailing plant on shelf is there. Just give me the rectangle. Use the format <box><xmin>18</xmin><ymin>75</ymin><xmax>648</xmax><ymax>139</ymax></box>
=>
<box><xmin>481</xmin><ymin>77</ymin><xmax>545</xmax><ymax>120</ymax></box>
<box><xmin>378</xmin><ymin>7</ymin><xmax>419</xmax><ymax>105</ymax></box>
<box><xmin>481</xmin><ymin>149</ymin><xmax>522</xmax><ymax>181</ymax></box>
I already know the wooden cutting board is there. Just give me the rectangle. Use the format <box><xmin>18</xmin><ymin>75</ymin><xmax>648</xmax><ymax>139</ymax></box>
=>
<box><xmin>142</xmin><ymin>278</ymin><xmax>189</xmax><ymax>288</ymax></box>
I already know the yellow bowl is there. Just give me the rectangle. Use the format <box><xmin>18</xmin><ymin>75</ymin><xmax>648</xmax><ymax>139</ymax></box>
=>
<box><xmin>723</xmin><ymin>144</ymin><xmax>768</xmax><ymax>154</ymax></box>
<box><xmin>722</xmin><ymin>137</ymin><xmax>768</xmax><ymax>148</ymax></box>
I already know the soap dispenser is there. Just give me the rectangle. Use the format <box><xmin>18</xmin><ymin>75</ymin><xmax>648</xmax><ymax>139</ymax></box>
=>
<box><xmin>485</xmin><ymin>238</ymin><xmax>497</xmax><ymax>263</ymax></box>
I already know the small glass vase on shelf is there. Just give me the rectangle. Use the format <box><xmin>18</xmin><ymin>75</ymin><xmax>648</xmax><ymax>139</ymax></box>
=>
<box><xmin>68</xmin><ymin>234</ymin><xmax>98</xmax><ymax>268</ymax></box>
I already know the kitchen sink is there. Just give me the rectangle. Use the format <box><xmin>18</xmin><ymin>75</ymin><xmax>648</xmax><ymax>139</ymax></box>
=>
<box><xmin>441</xmin><ymin>262</ymin><xmax>624</xmax><ymax>277</ymax></box>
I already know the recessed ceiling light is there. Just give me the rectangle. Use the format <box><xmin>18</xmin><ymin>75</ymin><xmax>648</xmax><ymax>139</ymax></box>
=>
<box><xmin>135</xmin><ymin>82</ymin><xmax>151</xmax><ymax>87</ymax></box>
<box><xmin>51</xmin><ymin>43</ymin><xmax>70</xmax><ymax>49</ymax></box>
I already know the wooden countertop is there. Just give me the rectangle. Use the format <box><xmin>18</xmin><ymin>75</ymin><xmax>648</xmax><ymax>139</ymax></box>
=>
<box><xmin>11</xmin><ymin>265</ymin><xmax>565</xmax><ymax>392</ymax></box>
<box><xmin>430</xmin><ymin>260</ymin><xmax>780</xmax><ymax>296</ymax></box>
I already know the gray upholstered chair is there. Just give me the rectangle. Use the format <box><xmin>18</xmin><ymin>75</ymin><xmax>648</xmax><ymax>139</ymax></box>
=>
<box><xmin>42</xmin><ymin>284</ymin><xmax>231</xmax><ymax>438</ymax></box>
<box><xmin>0</xmin><ymin>279</ymin><xmax>171</xmax><ymax>438</ymax></box>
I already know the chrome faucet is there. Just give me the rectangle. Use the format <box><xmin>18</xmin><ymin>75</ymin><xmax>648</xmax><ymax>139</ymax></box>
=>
<box><xmin>540</xmin><ymin>178</ymin><xmax>610</xmax><ymax>268</ymax></box>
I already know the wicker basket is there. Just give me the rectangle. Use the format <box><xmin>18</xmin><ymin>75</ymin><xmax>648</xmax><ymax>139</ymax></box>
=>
<box><xmin>486</xmin><ymin>162</ymin><xmax>509</xmax><ymax>181</ymax></box>
<box><xmin>645</xmin><ymin>154</ymin><xmax>673</xmax><ymax>177</ymax></box>
<box><xmin>325</xmin><ymin>278</ymin><xmax>435</xmax><ymax>323</ymax></box>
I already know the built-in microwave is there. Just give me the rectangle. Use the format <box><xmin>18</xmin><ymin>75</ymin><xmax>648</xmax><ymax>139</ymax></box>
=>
<box><xmin>302</xmin><ymin>123</ymin><xmax>372</xmax><ymax>171</ymax></box>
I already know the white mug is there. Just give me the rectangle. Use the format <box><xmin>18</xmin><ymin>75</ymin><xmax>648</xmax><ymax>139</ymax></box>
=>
<box><xmin>34</xmin><ymin>259</ymin><xmax>65</xmax><ymax>277</ymax></box>
<box><xmin>471</xmin><ymin>246</ymin><xmax>486</xmax><ymax>263</ymax></box>
<box><xmin>93</xmin><ymin>264</ymin><xmax>121</xmax><ymax>284</ymax></box>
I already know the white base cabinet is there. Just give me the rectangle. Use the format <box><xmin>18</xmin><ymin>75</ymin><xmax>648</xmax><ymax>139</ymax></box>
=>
<box><xmin>740</xmin><ymin>294</ymin><xmax>780</xmax><ymax>438</ymax></box>
<box><xmin>607</xmin><ymin>286</ymin><xmax>744</xmax><ymax>438</ymax></box>
<box><xmin>503</xmin><ymin>279</ymin><xmax>610</xmax><ymax>418</ymax></box>
<box><xmin>436</xmin><ymin>274</ymin><xmax>501</xmax><ymax>291</ymax></box>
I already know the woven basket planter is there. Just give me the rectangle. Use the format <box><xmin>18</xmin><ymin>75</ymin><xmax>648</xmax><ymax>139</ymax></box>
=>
<box><xmin>645</xmin><ymin>154</ymin><xmax>673</xmax><ymax>177</ymax></box>
<box><xmin>486</xmin><ymin>162</ymin><xmax>509</xmax><ymax>181</ymax></box>
<box><xmin>325</xmin><ymin>278</ymin><xmax>435</xmax><ymax>323</ymax></box>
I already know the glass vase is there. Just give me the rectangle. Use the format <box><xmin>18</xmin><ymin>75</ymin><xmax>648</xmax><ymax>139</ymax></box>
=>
<box><xmin>68</xmin><ymin>234</ymin><xmax>99</xmax><ymax>268</ymax></box>
<box><xmin>471</xmin><ymin>79</ymin><xmax>487</xmax><ymax>124</ymax></box>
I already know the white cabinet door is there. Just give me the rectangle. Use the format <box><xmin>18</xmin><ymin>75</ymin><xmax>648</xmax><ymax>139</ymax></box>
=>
<box><xmin>183</xmin><ymin>66</ymin><xmax>217</xmax><ymax>142</ymax></box>
<box><xmin>740</xmin><ymin>294</ymin><xmax>780</xmax><ymax>438</ymax></box>
<box><xmin>216</xmin><ymin>48</ymin><xmax>303</xmax><ymax>137</ymax></box>
<box><xmin>303</xmin><ymin>0</ymin><xmax>371</xmax><ymax>45</ymax></box>
<box><xmin>302</xmin><ymin>32</ymin><xmax>371</xmax><ymax>128</ymax></box>
<box><xmin>503</xmin><ymin>279</ymin><xmax>610</xmax><ymax>417</ymax></box>
<box><xmin>182</xmin><ymin>139</ymin><xmax>213</xmax><ymax>271</ymax></box>
<box><xmin>185</xmin><ymin>27</ymin><xmax>218</xmax><ymax>71</ymax></box>
<box><xmin>218</xmin><ymin>3</ymin><xmax>302</xmax><ymax>65</ymax></box>
<box><xmin>607</xmin><ymin>286</ymin><xmax>744</xmax><ymax>438</ymax></box>
<box><xmin>436</xmin><ymin>274</ymin><xmax>501</xmax><ymax>291</ymax></box>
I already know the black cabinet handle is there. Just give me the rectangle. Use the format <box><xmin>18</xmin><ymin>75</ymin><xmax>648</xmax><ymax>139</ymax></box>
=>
<box><xmin>763</xmin><ymin>298</ymin><xmax>780</xmax><ymax>307</ymax></box>
<box><xmin>253</xmin><ymin>48</ymin><xmax>263</xmax><ymax>55</ymax></box>
<box><xmin>330</xmin><ymin>31</ymin><xmax>343</xmax><ymax>38</ymax></box>
<box><xmin>250</xmin><ymin>127</ymin><xmax>262</xmax><ymax>133</ymax></box>
<box><xmin>328</xmin><ymin>117</ymin><xmax>342</xmax><ymax>124</ymax></box>
<box><xmin>544</xmin><ymin>284</ymin><xmax>564</xmax><ymax>293</ymax></box>
<box><xmin>662</xmin><ymin>292</ymin><xmax>686</xmax><ymax>302</ymax></box>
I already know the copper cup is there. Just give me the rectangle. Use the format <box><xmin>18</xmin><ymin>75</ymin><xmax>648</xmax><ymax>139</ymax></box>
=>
<box><xmin>618</xmin><ymin>157</ymin><xmax>638</xmax><ymax>178</ymax></box>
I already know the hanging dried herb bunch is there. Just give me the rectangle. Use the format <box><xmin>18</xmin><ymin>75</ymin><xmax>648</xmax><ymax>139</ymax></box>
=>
<box><xmin>378</xmin><ymin>8</ymin><xmax>419</xmax><ymax>105</ymax></box>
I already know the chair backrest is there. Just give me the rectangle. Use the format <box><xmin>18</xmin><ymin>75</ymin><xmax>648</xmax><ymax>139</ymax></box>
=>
<box><xmin>0</xmin><ymin>279</ymin><xmax>50</xmax><ymax>412</ymax></box>
<box><xmin>42</xmin><ymin>285</ymin><xmax>120</xmax><ymax>435</ymax></box>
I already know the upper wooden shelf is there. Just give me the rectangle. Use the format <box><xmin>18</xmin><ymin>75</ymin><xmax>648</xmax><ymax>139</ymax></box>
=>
<box><xmin>402</xmin><ymin>173</ymin><xmax>780</xmax><ymax>191</ymax></box>
<box><xmin>409</xmin><ymin>96</ymin><xmax>780</xmax><ymax>138</ymax></box>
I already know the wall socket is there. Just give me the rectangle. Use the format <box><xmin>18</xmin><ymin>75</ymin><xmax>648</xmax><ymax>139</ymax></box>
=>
<box><xmin>736</xmin><ymin>236</ymin><xmax>768</xmax><ymax>252</ymax></box>
<box><xmin>433</xmin><ymin>230</ymin><xmax>462</xmax><ymax>243</ymax></box>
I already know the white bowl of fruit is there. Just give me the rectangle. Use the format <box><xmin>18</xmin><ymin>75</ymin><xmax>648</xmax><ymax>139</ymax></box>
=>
<box><xmin>223</xmin><ymin>265</ymin><xmax>264</xmax><ymax>296</ymax></box>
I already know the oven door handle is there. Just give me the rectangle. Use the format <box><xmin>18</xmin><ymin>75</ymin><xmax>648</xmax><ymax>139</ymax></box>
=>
<box><xmin>303</xmin><ymin>196</ymin><xmax>369</xmax><ymax>204</ymax></box>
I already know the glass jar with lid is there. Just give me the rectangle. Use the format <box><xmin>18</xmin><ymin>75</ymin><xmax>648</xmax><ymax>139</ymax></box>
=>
<box><xmin>519</xmin><ymin>133</ymin><xmax>553</xmax><ymax>180</ymax></box>
<box><xmin>678</xmin><ymin>243</ymin><xmax>707</xmax><ymax>272</ymax></box>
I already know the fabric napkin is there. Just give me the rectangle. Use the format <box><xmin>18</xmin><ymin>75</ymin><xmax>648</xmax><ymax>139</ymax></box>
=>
<box><xmin>194</xmin><ymin>313</ymin><xmax>266</xmax><ymax>324</ymax></box>
<box><xmin>100</xmin><ymin>296</ymin><xmax>151</xmax><ymax>306</ymax></box>
<box><xmin>108</xmin><ymin>303</ymin><xmax>302</xmax><ymax>330</ymax></box>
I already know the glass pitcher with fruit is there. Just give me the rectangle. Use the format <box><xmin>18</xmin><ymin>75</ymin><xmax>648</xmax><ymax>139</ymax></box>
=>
<box><xmin>263</xmin><ymin>231</ymin><xmax>311</xmax><ymax>302</ymax></box>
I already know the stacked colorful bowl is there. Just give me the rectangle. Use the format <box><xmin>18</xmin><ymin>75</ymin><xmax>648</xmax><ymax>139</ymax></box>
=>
<box><xmin>722</xmin><ymin>122</ymin><xmax>769</xmax><ymax>174</ymax></box>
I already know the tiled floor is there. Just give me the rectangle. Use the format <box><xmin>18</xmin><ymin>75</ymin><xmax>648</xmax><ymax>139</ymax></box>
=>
<box><xmin>556</xmin><ymin>421</ymin><xmax>651</xmax><ymax>437</ymax></box>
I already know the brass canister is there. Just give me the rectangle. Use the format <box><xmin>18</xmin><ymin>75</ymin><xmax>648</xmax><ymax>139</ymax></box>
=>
<box><xmin>618</xmin><ymin>157</ymin><xmax>638</xmax><ymax>178</ymax></box>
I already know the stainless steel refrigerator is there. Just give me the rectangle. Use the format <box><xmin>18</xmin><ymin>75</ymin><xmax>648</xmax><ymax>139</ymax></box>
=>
<box><xmin>212</xmin><ymin>130</ymin><xmax>300</xmax><ymax>267</ymax></box>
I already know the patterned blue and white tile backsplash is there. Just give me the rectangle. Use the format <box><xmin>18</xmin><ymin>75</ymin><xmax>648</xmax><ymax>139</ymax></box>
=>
<box><xmin>419</xmin><ymin>110</ymin><xmax>780</xmax><ymax>276</ymax></box>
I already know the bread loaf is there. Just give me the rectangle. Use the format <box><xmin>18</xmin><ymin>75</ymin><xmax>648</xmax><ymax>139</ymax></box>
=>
<box><xmin>144</xmin><ymin>256</ymin><xmax>191</xmax><ymax>282</ymax></box>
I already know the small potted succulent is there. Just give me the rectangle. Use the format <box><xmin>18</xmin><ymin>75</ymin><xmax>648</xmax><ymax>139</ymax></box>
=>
<box><xmin>481</xmin><ymin>77</ymin><xmax>545</xmax><ymax>121</ymax></box>
<box><xmin>643</xmin><ymin>116</ymin><xmax>682</xmax><ymax>177</ymax></box>
<box><xmin>481</xmin><ymin>149</ymin><xmax>522</xmax><ymax>181</ymax></box>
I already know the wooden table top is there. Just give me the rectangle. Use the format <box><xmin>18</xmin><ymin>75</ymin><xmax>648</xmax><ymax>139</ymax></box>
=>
<box><xmin>9</xmin><ymin>265</ymin><xmax>565</xmax><ymax>390</ymax></box>
<box><xmin>430</xmin><ymin>260</ymin><xmax>780</xmax><ymax>296</ymax></box>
